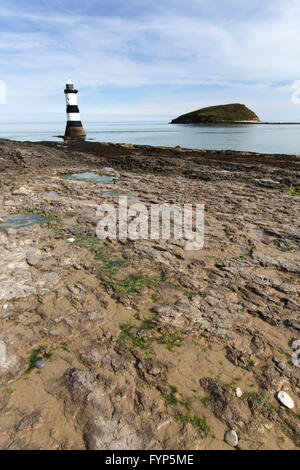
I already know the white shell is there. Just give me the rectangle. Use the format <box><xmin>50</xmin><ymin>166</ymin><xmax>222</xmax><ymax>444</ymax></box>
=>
<box><xmin>225</xmin><ymin>430</ymin><xmax>238</xmax><ymax>447</ymax></box>
<box><xmin>235</xmin><ymin>387</ymin><xmax>243</xmax><ymax>398</ymax></box>
<box><xmin>67</xmin><ymin>238</ymin><xmax>75</xmax><ymax>243</ymax></box>
<box><xmin>276</xmin><ymin>391</ymin><xmax>295</xmax><ymax>409</ymax></box>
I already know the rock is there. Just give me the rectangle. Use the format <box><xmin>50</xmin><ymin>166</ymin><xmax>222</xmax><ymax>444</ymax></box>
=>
<box><xmin>0</xmin><ymin>235</ymin><xmax>58</xmax><ymax>301</ymax></box>
<box><xmin>213</xmin><ymin>327</ymin><xmax>231</xmax><ymax>340</ymax></box>
<box><xmin>200</xmin><ymin>377</ymin><xmax>249</xmax><ymax>429</ymax></box>
<box><xmin>48</xmin><ymin>329</ymin><xmax>59</xmax><ymax>336</ymax></box>
<box><xmin>235</xmin><ymin>387</ymin><xmax>243</xmax><ymax>398</ymax></box>
<box><xmin>291</xmin><ymin>340</ymin><xmax>300</xmax><ymax>350</ymax></box>
<box><xmin>62</xmin><ymin>368</ymin><xmax>144</xmax><ymax>449</ymax></box>
<box><xmin>276</xmin><ymin>391</ymin><xmax>295</xmax><ymax>409</ymax></box>
<box><xmin>36</xmin><ymin>272</ymin><xmax>60</xmax><ymax>296</ymax></box>
<box><xmin>147</xmin><ymin>366</ymin><xmax>161</xmax><ymax>376</ymax></box>
<box><xmin>35</xmin><ymin>359</ymin><xmax>46</xmax><ymax>369</ymax></box>
<box><xmin>12</xmin><ymin>186</ymin><xmax>33</xmax><ymax>195</ymax></box>
<box><xmin>224</xmin><ymin>430</ymin><xmax>239</xmax><ymax>447</ymax></box>
<box><xmin>292</xmin><ymin>350</ymin><xmax>300</xmax><ymax>367</ymax></box>
<box><xmin>67</xmin><ymin>238</ymin><xmax>75</xmax><ymax>243</ymax></box>
<box><xmin>26</xmin><ymin>250</ymin><xmax>41</xmax><ymax>266</ymax></box>
<box><xmin>276</xmin><ymin>361</ymin><xmax>288</xmax><ymax>372</ymax></box>
<box><xmin>156</xmin><ymin>418</ymin><xmax>172</xmax><ymax>431</ymax></box>
<box><xmin>254</xmin><ymin>178</ymin><xmax>279</xmax><ymax>185</ymax></box>
<box><xmin>0</xmin><ymin>345</ymin><xmax>24</xmax><ymax>380</ymax></box>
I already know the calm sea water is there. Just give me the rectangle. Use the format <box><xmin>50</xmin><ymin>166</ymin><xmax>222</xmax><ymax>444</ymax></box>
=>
<box><xmin>1</xmin><ymin>121</ymin><xmax>300</xmax><ymax>155</ymax></box>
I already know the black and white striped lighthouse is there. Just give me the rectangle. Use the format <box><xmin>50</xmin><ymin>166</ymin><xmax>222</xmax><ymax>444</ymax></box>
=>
<box><xmin>64</xmin><ymin>79</ymin><xmax>86</xmax><ymax>140</ymax></box>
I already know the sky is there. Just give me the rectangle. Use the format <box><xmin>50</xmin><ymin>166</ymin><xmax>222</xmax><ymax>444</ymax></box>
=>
<box><xmin>0</xmin><ymin>0</ymin><xmax>300</xmax><ymax>122</ymax></box>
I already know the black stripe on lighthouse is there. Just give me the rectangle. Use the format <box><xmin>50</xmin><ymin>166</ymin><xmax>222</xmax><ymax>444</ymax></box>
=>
<box><xmin>67</xmin><ymin>105</ymin><xmax>79</xmax><ymax>113</ymax></box>
<box><xmin>66</xmin><ymin>121</ymin><xmax>84</xmax><ymax>128</ymax></box>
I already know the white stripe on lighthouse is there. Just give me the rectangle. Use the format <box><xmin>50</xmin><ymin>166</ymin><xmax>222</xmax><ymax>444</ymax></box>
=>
<box><xmin>66</xmin><ymin>94</ymin><xmax>78</xmax><ymax>106</ymax></box>
<box><xmin>67</xmin><ymin>113</ymin><xmax>81</xmax><ymax>121</ymax></box>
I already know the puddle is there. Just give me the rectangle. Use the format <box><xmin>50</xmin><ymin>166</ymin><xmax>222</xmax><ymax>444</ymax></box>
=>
<box><xmin>0</xmin><ymin>213</ymin><xmax>46</xmax><ymax>231</ymax></box>
<box><xmin>38</xmin><ymin>191</ymin><xmax>59</xmax><ymax>196</ymax></box>
<box><xmin>62</xmin><ymin>171</ymin><xmax>115</xmax><ymax>184</ymax></box>
<box><xmin>103</xmin><ymin>191</ymin><xmax>138</xmax><ymax>198</ymax></box>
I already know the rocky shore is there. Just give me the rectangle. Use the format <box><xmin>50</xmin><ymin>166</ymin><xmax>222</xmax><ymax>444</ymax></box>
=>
<box><xmin>0</xmin><ymin>137</ymin><xmax>299</xmax><ymax>450</ymax></box>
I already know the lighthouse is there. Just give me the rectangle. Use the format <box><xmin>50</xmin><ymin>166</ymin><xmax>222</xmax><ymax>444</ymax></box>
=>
<box><xmin>64</xmin><ymin>79</ymin><xmax>86</xmax><ymax>140</ymax></box>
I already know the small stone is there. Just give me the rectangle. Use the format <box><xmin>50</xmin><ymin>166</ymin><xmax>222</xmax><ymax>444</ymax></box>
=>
<box><xmin>276</xmin><ymin>391</ymin><xmax>295</xmax><ymax>409</ymax></box>
<box><xmin>224</xmin><ymin>430</ymin><xmax>239</xmax><ymax>447</ymax></box>
<box><xmin>292</xmin><ymin>350</ymin><xmax>300</xmax><ymax>367</ymax></box>
<box><xmin>67</xmin><ymin>238</ymin><xmax>75</xmax><ymax>243</ymax></box>
<box><xmin>277</xmin><ymin>361</ymin><xmax>288</xmax><ymax>372</ymax></box>
<box><xmin>48</xmin><ymin>330</ymin><xmax>59</xmax><ymax>337</ymax></box>
<box><xmin>291</xmin><ymin>340</ymin><xmax>300</xmax><ymax>350</ymax></box>
<box><xmin>264</xmin><ymin>423</ymin><xmax>273</xmax><ymax>430</ymax></box>
<box><xmin>35</xmin><ymin>359</ymin><xmax>46</xmax><ymax>370</ymax></box>
<box><xmin>235</xmin><ymin>387</ymin><xmax>243</xmax><ymax>398</ymax></box>
<box><xmin>26</xmin><ymin>251</ymin><xmax>41</xmax><ymax>266</ymax></box>
<box><xmin>157</xmin><ymin>417</ymin><xmax>172</xmax><ymax>431</ymax></box>
<box><xmin>2</xmin><ymin>304</ymin><xmax>8</xmax><ymax>310</ymax></box>
<box><xmin>148</xmin><ymin>366</ymin><xmax>161</xmax><ymax>376</ymax></box>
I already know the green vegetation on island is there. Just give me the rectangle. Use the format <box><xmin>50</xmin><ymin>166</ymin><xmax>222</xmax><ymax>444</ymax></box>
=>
<box><xmin>170</xmin><ymin>103</ymin><xmax>260</xmax><ymax>124</ymax></box>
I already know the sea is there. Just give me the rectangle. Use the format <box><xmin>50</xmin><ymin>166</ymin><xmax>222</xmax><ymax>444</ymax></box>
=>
<box><xmin>1</xmin><ymin>121</ymin><xmax>300</xmax><ymax>155</ymax></box>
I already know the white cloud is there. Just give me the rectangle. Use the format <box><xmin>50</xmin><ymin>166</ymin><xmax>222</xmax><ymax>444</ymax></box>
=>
<box><xmin>0</xmin><ymin>0</ymin><xmax>300</xmax><ymax>120</ymax></box>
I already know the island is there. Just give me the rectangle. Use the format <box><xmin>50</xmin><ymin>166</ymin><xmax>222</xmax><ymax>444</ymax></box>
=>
<box><xmin>170</xmin><ymin>103</ymin><xmax>260</xmax><ymax>124</ymax></box>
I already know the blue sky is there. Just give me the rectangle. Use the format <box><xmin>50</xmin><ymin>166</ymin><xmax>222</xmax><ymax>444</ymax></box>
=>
<box><xmin>0</xmin><ymin>0</ymin><xmax>300</xmax><ymax>122</ymax></box>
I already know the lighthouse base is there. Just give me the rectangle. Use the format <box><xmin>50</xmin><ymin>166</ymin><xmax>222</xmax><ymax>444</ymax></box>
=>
<box><xmin>64</xmin><ymin>123</ymin><xmax>86</xmax><ymax>140</ymax></box>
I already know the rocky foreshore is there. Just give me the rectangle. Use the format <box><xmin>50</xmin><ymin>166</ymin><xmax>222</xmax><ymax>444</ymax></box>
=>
<box><xmin>0</xmin><ymin>138</ymin><xmax>299</xmax><ymax>450</ymax></box>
